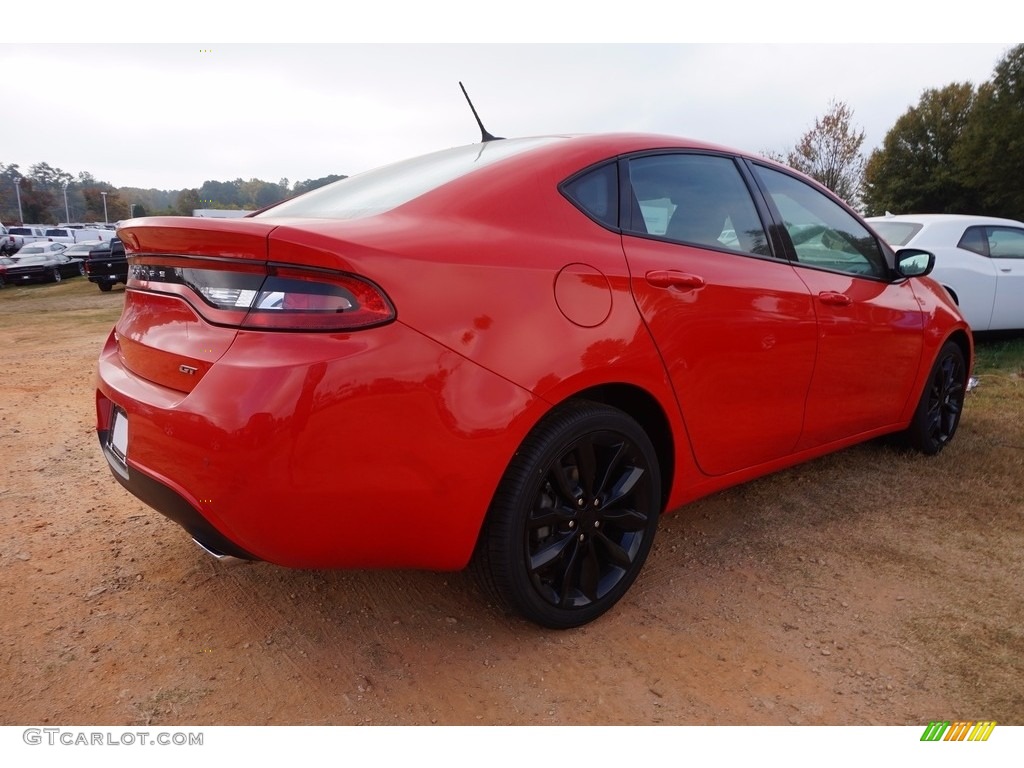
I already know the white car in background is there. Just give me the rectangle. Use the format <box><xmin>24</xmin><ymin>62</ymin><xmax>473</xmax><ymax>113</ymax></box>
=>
<box><xmin>867</xmin><ymin>214</ymin><xmax>1024</xmax><ymax>332</ymax></box>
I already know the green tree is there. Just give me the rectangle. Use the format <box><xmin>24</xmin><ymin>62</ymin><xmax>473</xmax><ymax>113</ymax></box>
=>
<box><xmin>175</xmin><ymin>188</ymin><xmax>200</xmax><ymax>216</ymax></box>
<box><xmin>198</xmin><ymin>179</ymin><xmax>242</xmax><ymax>208</ymax></box>
<box><xmin>955</xmin><ymin>44</ymin><xmax>1024</xmax><ymax>218</ymax></box>
<box><xmin>17</xmin><ymin>178</ymin><xmax>55</xmax><ymax>223</ymax></box>
<box><xmin>0</xmin><ymin>163</ymin><xmax>23</xmax><ymax>223</ymax></box>
<box><xmin>29</xmin><ymin>162</ymin><xmax>74</xmax><ymax>190</ymax></box>
<box><xmin>81</xmin><ymin>188</ymin><xmax>107</xmax><ymax>222</ymax></box>
<box><xmin>862</xmin><ymin>83</ymin><xmax>977</xmax><ymax>216</ymax></box>
<box><xmin>782</xmin><ymin>100</ymin><xmax>866</xmax><ymax>206</ymax></box>
<box><xmin>292</xmin><ymin>174</ymin><xmax>346</xmax><ymax>197</ymax></box>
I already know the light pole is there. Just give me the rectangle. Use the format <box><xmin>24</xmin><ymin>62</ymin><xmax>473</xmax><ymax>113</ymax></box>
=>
<box><xmin>14</xmin><ymin>178</ymin><xmax>23</xmax><ymax>225</ymax></box>
<box><xmin>130</xmin><ymin>203</ymin><xmax>136</xmax><ymax>218</ymax></box>
<box><xmin>100</xmin><ymin>191</ymin><xmax>108</xmax><ymax>224</ymax></box>
<box><xmin>63</xmin><ymin>183</ymin><xmax>70</xmax><ymax>224</ymax></box>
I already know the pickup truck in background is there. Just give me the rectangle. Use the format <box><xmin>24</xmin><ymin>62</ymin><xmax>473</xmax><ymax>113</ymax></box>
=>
<box><xmin>0</xmin><ymin>225</ymin><xmax>16</xmax><ymax>255</ymax></box>
<box><xmin>4</xmin><ymin>226</ymin><xmax>48</xmax><ymax>254</ymax></box>
<box><xmin>84</xmin><ymin>236</ymin><xmax>128</xmax><ymax>291</ymax></box>
<box><xmin>44</xmin><ymin>227</ymin><xmax>118</xmax><ymax>244</ymax></box>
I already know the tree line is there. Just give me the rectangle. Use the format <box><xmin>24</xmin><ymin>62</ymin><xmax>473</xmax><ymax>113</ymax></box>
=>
<box><xmin>772</xmin><ymin>44</ymin><xmax>1023</xmax><ymax>218</ymax></box>
<box><xmin>0</xmin><ymin>165</ymin><xmax>345</xmax><ymax>226</ymax></box>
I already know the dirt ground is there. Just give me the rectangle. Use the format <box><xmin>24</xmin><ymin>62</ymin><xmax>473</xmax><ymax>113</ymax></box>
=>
<box><xmin>1</xmin><ymin>279</ymin><xmax>1022</xmax><ymax>726</ymax></box>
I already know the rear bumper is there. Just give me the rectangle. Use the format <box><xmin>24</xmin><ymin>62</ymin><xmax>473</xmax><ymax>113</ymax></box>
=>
<box><xmin>87</xmin><ymin>269</ymin><xmax>127</xmax><ymax>285</ymax></box>
<box><xmin>95</xmin><ymin>321</ymin><xmax>541</xmax><ymax>570</ymax></box>
<box><xmin>6</xmin><ymin>270</ymin><xmax>50</xmax><ymax>283</ymax></box>
<box><xmin>98</xmin><ymin>430</ymin><xmax>256</xmax><ymax>559</ymax></box>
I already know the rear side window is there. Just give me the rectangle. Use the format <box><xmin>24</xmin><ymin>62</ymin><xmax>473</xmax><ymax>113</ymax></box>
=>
<box><xmin>561</xmin><ymin>163</ymin><xmax>618</xmax><ymax>229</ymax></box>
<box><xmin>625</xmin><ymin>153</ymin><xmax>770</xmax><ymax>256</ymax></box>
<box><xmin>957</xmin><ymin>226</ymin><xmax>988</xmax><ymax>255</ymax></box>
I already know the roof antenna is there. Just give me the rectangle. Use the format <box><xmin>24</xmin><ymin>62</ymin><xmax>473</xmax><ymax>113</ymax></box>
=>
<box><xmin>460</xmin><ymin>81</ymin><xmax>503</xmax><ymax>142</ymax></box>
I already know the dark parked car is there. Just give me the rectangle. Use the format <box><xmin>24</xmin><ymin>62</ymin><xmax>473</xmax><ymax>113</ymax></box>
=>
<box><xmin>5</xmin><ymin>243</ymin><xmax>85</xmax><ymax>284</ymax></box>
<box><xmin>0</xmin><ymin>256</ymin><xmax>16</xmax><ymax>286</ymax></box>
<box><xmin>84</xmin><ymin>236</ymin><xmax>127</xmax><ymax>291</ymax></box>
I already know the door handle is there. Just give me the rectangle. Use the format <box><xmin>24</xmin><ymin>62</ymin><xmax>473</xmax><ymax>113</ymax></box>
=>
<box><xmin>818</xmin><ymin>291</ymin><xmax>852</xmax><ymax>307</ymax></box>
<box><xmin>645</xmin><ymin>270</ymin><xmax>706</xmax><ymax>290</ymax></box>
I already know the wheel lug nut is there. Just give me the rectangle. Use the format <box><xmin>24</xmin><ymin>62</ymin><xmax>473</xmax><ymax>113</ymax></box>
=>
<box><xmin>568</xmin><ymin>520</ymin><xmax>575</xmax><ymax>529</ymax></box>
<box><xmin>576</xmin><ymin>497</ymin><xmax>585</xmax><ymax>507</ymax></box>
<box><xmin>578</xmin><ymin>534</ymin><xmax>585</xmax><ymax>542</ymax></box>
<box><xmin>593</xmin><ymin>498</ymin><xmax>600</xmax><ymax>508</ymax></box>
<box><xmin>594</xmin><ymin>520</ymin><xmax>600</xmax><ymax>528</ymax></box>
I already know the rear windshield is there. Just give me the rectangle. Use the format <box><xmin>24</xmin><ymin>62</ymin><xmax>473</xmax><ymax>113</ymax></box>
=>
<box><xmin>870</xmin><ymin>221</ymin><xmax>923</xmax><ymax>247</ymax></box>
<box><xmin>257</xmin><ymin>137</ymin><xmax>563</xmax><ymax>220</ymax></box>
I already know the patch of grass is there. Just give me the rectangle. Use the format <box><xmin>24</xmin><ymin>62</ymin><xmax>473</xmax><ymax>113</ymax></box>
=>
<box><xmin>0</xmin><ymin>278</ymin><xmax>123</xmax><ymax>328</ymax></box>
<box><xmin>973</xmin><ymin>334</ymin><xmax>1024</xmax><ymax>375</ymax></box>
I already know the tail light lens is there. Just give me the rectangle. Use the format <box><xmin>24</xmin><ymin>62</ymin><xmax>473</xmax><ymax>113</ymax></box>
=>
<box><xmin>128</xmin><ymin>258</ymin><xmax>395</xmax><ymax>331</ymax></box>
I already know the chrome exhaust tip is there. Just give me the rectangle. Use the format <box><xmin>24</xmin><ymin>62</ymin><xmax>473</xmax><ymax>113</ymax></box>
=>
<box><xmin>192</xmin><ymin>537</ymin><xmax>232</xmax><ymax>560</ymax></box>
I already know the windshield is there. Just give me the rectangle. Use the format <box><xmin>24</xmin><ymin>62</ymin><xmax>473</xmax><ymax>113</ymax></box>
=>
<box><xmin>258</xmin><ymin>137</ymin><xmax>563</xmax><ymax>220</ymax></box>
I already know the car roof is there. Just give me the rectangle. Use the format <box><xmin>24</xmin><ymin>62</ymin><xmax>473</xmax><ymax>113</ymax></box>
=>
<box><xmin>866</xmin><ymin>213</ymin><xmax>1024</xmax><ymax>227</ymax></box>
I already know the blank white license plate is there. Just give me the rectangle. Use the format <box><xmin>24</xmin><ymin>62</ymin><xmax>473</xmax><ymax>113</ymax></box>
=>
<box><xmin>109</xmin><ymin>408</ymin><xmax>128</xmax><ymax>464</ymax></box>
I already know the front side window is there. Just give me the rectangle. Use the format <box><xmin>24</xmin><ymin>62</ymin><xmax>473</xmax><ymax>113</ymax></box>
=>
<box><xmin>987</xmin><ymin>227</ymin><xmax>1024</xmax><ymax>258</ymax></box>
<box><xmin>754</xmin><ymin>165</ymin><xmax>887</xmax><ymax>279</ymax></box>
<box><xmin>625</xmin><ymin>154</ymin><xmax>770</xmax><ymax>257</ymax></box>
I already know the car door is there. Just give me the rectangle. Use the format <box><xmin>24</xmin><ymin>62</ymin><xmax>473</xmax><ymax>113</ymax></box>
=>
<box><xmin>985</xmin><ymin>226</ymin><xmax>1024</xmax><ymax>330</ymax></box>
<box><xmin>620</xmin><ymin>152</ymin><xmax>818</xmax><ymax>477</ymax></box>
<box><xmin>748</xmin><ymin>164</ymin><xmax>925</xmax><ymax>449</ymax></box>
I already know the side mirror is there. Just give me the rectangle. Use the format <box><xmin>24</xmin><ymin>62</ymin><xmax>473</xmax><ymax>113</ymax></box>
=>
<box><xmin>895</xmin><ymin>248</ymin><xmax>935</xmax><ymax>278</ymax></box>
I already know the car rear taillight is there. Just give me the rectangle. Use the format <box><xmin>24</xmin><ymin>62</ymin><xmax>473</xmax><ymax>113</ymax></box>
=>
<box><xmin>128</xmin><ymin>258</ymin><xmax>395</xmax><ymax>331</ymax></box>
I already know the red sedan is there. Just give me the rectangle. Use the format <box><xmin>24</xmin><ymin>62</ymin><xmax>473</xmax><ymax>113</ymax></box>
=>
<box><xmin>96</xmin><ymin>133</ymin><xmax>971</xmax><ymax>627</ymax></box>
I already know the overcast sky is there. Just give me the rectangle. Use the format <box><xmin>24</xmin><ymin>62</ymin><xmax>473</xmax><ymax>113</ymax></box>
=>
<box><xmin>2</xmin><ymin>42</ymin><xmax>1014</xmax><ymax>191</ymax></box>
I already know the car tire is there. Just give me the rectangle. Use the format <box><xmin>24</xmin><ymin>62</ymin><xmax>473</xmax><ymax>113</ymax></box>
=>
<box><xmin>52</xmin><ymin>269</ymin><xmax>62</xmax><ymax>283</ymax></box>
<box><xmin>475</xmin><ymin>401</ymin><xmax>661</xmax><ymax>628</ymax></box>
<box><xmin>905</xmin><ymin>341</ymin><xmax>967</xmax><ymax>455</ymax></box>
<box><xmin>98</xmin><ymin>282</ymin><xmax>112</xmax><ymax>292</ymax></box>
<box><xmin>78</xmin><ymin>263</ymin><xmax>86</xmax><ymax>276</ymax></box>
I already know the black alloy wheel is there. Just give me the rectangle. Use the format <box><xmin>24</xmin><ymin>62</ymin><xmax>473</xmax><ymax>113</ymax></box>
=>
<box><xmin>476</xmin><ymin>401</ymin><xmax>661</xmax><ymax>628</ymax></box>
<box><xmin>907</xmin><ymin>341</ymin><xmax>967</xmax><ymax>455</ymax></box>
